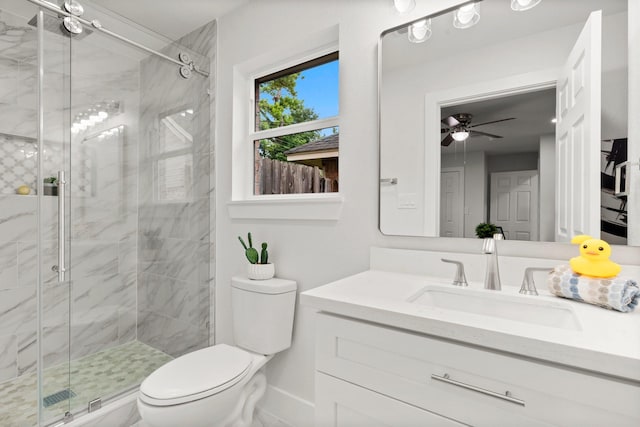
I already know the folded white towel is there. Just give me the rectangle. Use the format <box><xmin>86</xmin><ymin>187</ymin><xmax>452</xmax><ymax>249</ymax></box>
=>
<box><xmin>547</xmin><ymin>265</ymin><xmax>640</xmax><ymax>312</ymax></box>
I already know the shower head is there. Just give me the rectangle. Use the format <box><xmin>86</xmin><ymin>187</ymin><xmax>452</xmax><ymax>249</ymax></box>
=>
<box><xmin>27</xmin><ymin>13</ymin><xmax>92</xmax><ymax>40</ymax></box>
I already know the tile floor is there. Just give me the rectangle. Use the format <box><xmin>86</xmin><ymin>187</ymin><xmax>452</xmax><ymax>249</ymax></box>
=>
<box><xmin>0</xmin><ymin>340</ymin><xmax>172</xmax><ymax>427</ymax></box>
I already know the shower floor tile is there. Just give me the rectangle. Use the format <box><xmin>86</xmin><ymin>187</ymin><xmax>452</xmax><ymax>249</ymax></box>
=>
<box><xmin>0</xmin><ymin>340</ymin><xmax>172</xmax><ymax>427</ymax></box>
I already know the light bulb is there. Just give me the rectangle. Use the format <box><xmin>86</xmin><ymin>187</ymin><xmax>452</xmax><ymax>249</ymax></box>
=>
<box><xmin>393</xmin><ymin>0</ymin><xmax>415</xmax><ymax>14</ymax></box>
<box><xmin>451</xmin><ymin>130</ymin><xmax>470</xmax><ymax>141</ymax></box>
<box><xmin>454</xmin><ymin>3</ymin><xmax>480</xmax><ymax>29</ymax></box>
<box><xmin>510</xmin><ymin>0</ymin><xmax>541</xmax><ymax>11</ymax></box>
<box><xmin>408</xmin><ymin>19</ymin><xmax>432</xmax><ymax>43</ymax></box>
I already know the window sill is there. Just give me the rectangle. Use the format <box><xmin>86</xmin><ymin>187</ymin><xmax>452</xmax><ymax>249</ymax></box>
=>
<box><xmin>227</xmin><ymin>194</ymin><xmax>344</xmax><ymax>221</ymax></box>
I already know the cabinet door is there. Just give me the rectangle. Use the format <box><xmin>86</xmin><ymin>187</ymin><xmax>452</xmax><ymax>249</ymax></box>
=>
<box><xmin>316</xmin><ymin>372</ymin><xmax>464</xmax><ymax>427</ymax></box>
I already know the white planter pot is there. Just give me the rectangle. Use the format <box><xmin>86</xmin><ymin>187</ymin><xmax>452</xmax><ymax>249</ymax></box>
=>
<box><xmin>247</xmin><ymin>263</ymin><xmax>275</xmax><ymax>280</ymax></box>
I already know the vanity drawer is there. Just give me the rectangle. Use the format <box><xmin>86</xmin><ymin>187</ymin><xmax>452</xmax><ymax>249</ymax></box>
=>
<box><xmin>315</xmin><ymin>313</ymin><xmax>640</xmax><ymax>427</ymax></box>
<box><xmin>316</xmin><ymin>372</ymin><xmax>465</xmax><ymax>427</ymax></box>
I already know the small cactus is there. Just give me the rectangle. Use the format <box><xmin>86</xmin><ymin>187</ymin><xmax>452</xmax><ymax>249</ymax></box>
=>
<box><xmin>238</xmin><ymin>233</ymin><xmax>259</xmax><ymax>264</ymax></box>
<box><xmin>260</xmin><ymin>243</ymin><xmax>268</xmax><ymax>264</ymax></box>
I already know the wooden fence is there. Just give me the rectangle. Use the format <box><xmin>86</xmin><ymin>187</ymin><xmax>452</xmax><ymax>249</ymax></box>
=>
<box><xmin>256</xmin><ymin>158</ymin><xmax>338</xmax><ymax>195</ymax></box>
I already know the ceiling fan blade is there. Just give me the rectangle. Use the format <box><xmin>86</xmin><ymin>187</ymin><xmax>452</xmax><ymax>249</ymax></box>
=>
<box><xmin>468</xmin><ymin>117</ymin><xmax>516</xmax><ymax>128</ymax></box>
<box><xmin>441</xmin><ymin>116</ymin><xmax>460</xmax><ymax>127</ymax></box>
<box><xmin>441</xmin><ymin>134</ymin><xmax>455</xmax><ymax>146</ymax></box>
<box><xmin>470</xmin><ymin>130</ymin><xmax>503</xmax><ymax>139</ymax></box>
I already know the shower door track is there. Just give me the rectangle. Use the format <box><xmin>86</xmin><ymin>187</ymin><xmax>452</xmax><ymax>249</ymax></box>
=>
<box><xmin>24</xmin><ymin>0</ymin><xmax>209</xmax><ymax>78</ymax></box>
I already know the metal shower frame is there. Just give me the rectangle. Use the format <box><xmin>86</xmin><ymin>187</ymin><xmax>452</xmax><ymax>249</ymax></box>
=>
<box><xmin>24</xmin><ymin>0</ymin><xmax>210</xmax><ymax>79</ymax></box>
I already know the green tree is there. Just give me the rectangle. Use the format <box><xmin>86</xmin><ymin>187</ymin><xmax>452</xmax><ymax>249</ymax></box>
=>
<box><xmin>257</xmin><ymin>73</ymin><xmax>321</xmax><ymax>161</ymax></box>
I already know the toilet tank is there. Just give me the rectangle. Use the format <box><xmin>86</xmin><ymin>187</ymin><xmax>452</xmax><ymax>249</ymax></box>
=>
<box><xmin>231</xmin><ymin>276</ymin><xmax>297</xmax><ymax>355</ymax></box>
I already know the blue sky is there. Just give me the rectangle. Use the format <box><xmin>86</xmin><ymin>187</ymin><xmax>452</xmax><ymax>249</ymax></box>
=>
<box><xmin>297</xmin><ymin>59</ymin><xmax>339</xmax><ymax>120</ymax></box>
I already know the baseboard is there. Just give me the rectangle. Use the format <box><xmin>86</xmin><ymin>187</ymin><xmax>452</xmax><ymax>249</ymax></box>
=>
<box><xmin>258</xmin><ymin>384</ymin><xmax>315</xmax><ymax>427</ymax></box>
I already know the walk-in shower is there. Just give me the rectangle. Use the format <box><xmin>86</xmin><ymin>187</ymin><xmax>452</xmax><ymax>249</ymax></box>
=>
<box><xmin>0</xmin><ymin>0</ymin><xmax>212</xmax><ymax>425</ymax></box>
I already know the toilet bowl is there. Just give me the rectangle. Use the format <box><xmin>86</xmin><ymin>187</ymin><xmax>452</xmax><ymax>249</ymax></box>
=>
<box><xmin>138</xmin><ymin>277</ymin><xmax>297</xmax><ymax>427</ymax></box>
<box><xmin>138</xmin><ymin>344</ymin><xmax>271</xmax><ymax>427</ymax></box>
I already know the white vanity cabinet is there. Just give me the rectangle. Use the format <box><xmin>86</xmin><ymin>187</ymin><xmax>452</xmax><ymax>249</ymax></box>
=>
<box><xmin>314</xmin><ymin>313</ymin><xmax>640</xmax><ymax>427</ymax></box>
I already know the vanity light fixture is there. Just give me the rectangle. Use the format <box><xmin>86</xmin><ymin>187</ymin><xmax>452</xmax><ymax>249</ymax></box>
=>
<box><xmin>510</xmin><ymin>0</ymin><xmax>542</xmax><ymax>12</ymax></box>
<box><xmin>393</xmin><ymin>0</ymin><xmax>415</xmax><ymax>14</ymax></box>
<box><xmin>408</xmin><ymin>18</ymin><xmax>432</xmax><ymax>43</ymax></box>
<box><xmin>451</xmin><ymin>129</ymin><xmax>470</xmax><ymax>142</ymax></box>
<box><xmin>453</xmin><ymin>3</ymin><xmax>480</xmax><ymax>29</ymax></box>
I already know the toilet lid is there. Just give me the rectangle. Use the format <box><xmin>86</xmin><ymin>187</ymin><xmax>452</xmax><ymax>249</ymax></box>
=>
<box><xmin>139</xmin><ymin>344</ymin><xmax>252</xmax><ymax>406</ymax></box>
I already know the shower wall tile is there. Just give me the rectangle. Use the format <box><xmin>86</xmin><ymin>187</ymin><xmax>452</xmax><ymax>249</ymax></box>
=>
<box><xmin>16</xmin><ymin>330</ymin><xmax>36</xmax><ymax>376</ymax></box>
<box><xmin>0</xmin><ymin>334</ymin><xmax>17</xmax><ymax>382</ymax></box>
<box><xmin>138</xmin><ymin>237</ymin><xmax>199</xmax><ymax>283</ymax></box>
<box><xmin>137</xmin><ymin>310</ymin><xmax>207</xmax><ymax>358</ymax></box>
<box><xmin>137</xmin><ymin>19</ymin><xmax>214</xmax><ymax>356</ymax></box>
<box><xmin>70</xmin><ymin>311</ymin><xmax>119</xmax><ymax>360</ymax></box>
<box><xmin>0</xmin><ymin>104</ymin><xmax>36</xmax><ymax>139</ymax></box>
<box><xmin>17</xmin><ymin>240</ymin><xmax>58</xmax><ymax>287</ymax></box>
<box><xmin>0</xmin><ymin>241</ymin><xmax>18</xmax><ymax>290</ymax></box>
<box><xmin>0</xmin><ymin>195</ymin><xmax>36</xmax><ymax>242</ymax></box>
<box><xmin>138</xmin><ymin>272</ymin><xmax>203</xmax><ymax>326</ymax></box>
<box><xmin>117</xmin><ymin>309</ymin><xmax>137</xmax><ymax>344</ymax></box>
<box><xmin>69</xmin><ymin>242</ymin><xmax>119</xmax><ymax>278</ymax></box>
<box><xmin>0</xmin><ymin>288</ymin><xmax>36</xmax><ymax>337</ymax></box>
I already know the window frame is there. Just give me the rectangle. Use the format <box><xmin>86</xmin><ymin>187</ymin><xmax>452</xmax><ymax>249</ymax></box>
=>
<box><xmin>229</xmin><ymin>32</ymin><xmax>343</xmax><ymax>221</ymax></box>
<box><xmin>250</xmin><ymin>51</ymin><xmax>340</xmax><ymax>197</ymax></box>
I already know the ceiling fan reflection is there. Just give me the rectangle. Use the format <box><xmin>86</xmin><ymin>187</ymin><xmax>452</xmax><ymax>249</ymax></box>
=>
<box><xmin>441</xmin><ymin>113</ymin><xmax>515</xmax><ymax>146</ymax></box>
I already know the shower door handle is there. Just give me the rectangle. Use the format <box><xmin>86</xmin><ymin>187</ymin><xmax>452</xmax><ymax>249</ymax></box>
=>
<box><xmin>55</xmin><ymin>170</ymin><xmax>66</xmax><ymax>282</ymax></box>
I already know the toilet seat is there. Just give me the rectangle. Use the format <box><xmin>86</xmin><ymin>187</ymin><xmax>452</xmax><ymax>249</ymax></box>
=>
<box><xmin>139</xmin><ymin>344</ymin><xmax>252</xmax><ymax>407</ymax></box>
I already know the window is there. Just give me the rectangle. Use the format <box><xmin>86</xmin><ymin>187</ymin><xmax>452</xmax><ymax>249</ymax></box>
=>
<box><xmin>252</xmin><ymin>52</ymin><xmax>339</xmax><ymax>195</ymax></box>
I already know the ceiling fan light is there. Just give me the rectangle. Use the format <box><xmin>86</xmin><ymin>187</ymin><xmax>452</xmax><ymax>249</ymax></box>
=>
<box><xmin>451</xmin><ymin>130</ymin><xmax>470</xmax><ymax>141</ymax></box>
<box><xmin>510</xmin><ymin>0</ymin><xmax>541</xmax><ymax>11</ymax></box>
<box><xmin>408</xmin><ymin>19</ymin><xmax>432</xmax><ymax>43</ymax></box>
<box><xmin>393</xmin><ymin>0</ymin><xmax>415</xmax><ymax>14</ymax></box>
<box><xmin>453</xmin><ymin>3</ymin><xmax>480</xmax><ymax>29</ymax></box>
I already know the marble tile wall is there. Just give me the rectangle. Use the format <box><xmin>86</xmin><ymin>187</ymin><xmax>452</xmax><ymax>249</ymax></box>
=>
<box><xmin>137</xmin><ymin>21</ymin><xmax>215</xmax><ymax>358</ymax></box>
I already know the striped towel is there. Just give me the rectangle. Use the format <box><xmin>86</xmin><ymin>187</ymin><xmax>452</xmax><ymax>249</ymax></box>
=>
<box><xmin>547</xmin><ymin>265</ymin><xmax>640</xmax><ymax>313</ymax></box>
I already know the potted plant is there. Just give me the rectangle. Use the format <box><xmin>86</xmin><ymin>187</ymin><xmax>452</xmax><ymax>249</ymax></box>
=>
<box><xmin>43</xmin><ymin>176</ymin><xmax>58</xmax><ymax>196</ymax></box>
<box><xmin>238</xmin><ymin>232</ymin><xmax>274</xmax><ymax>280</ymax></box>
<box><xmin>475</xmin><ymin>222</ymin><xmax>498</xmax><ymax>238</ymax></box>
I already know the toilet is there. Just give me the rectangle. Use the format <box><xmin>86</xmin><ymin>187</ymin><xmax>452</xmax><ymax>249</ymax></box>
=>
<box><xmin>137</xmin><ymin>276</ymin><xmax>297</xmax><ymax>427</ymax></box>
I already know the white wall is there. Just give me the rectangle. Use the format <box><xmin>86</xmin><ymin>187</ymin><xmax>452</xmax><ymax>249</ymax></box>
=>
<box><xmin>215</xmin><ymin>0</ymin><xmax>640</xmax><ymax>423</ymax></box>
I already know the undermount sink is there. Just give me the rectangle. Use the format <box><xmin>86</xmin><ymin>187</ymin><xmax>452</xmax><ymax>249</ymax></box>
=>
<box><xmin>408</xmin><ymin>286</ymin><xmax>581</xmax><ymax>331</ymax></box>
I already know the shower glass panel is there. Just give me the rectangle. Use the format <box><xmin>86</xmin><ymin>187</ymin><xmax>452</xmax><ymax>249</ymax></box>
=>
<box><xmin>63</xmin><ymin>10</ymin><xmax>210</xmax><ymax>424</ymax></box>
<box><xmin>0</xmin><ymin>3</ymin><xmax>50</xmax><ymax>426</ymax></box>
<box><xmin>0</xmin><ymin>1</ymin><xmax>211</xmax><ymax>425</ymax></box>
<box><xmin>39</xmin><ymin>7</ymin><xmax>73</xmax><ymax>425</ymax></box>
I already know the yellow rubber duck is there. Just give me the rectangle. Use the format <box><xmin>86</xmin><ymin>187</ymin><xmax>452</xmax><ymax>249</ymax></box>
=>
<box><xmin>569</xmin><ymin>235</ymin><xmax>621</xmax><ymax>278</ymax></box>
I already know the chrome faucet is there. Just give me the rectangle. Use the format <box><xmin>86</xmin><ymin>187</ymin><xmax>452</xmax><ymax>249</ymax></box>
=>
<box><xmin>519</xmin><ymin>267</ymin><xmax>552</xmax><ymax>296</ymax></box>
<box><xmin>482</xmin><ymin>233</ymin><xmax>502</xmax><ymax>291</ymax></box>
<box><xmin>441</xmin><ymin>259</ymin><xmax>468</xmax><ymax>287</ymax></box>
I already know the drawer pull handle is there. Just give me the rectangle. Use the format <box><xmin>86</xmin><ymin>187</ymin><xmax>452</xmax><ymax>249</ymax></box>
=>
<box><xmin>431</xmin><ymin>373</ymin><xmax>525</xmax><ymax>406</ymax></box>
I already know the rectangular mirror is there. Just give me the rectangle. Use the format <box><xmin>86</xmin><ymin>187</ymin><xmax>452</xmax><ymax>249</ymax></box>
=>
<box><xmin>379</xmin><ymin>0</ymin><xmax>639</xmax><ymax>246</ymax></box>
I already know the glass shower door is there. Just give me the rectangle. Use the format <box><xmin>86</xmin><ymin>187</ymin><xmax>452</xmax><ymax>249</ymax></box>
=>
<box><xmin>64</xmin><ymin>9</ymin><xmax>210</xmax><ymax>420</ymax></box>
<box><xmin>39</xmin><ymin>6</ymin><xmax>73</xmax><ymax>425</ymax></box>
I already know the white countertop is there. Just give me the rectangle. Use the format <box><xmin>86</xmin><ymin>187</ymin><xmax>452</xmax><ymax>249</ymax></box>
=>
<box><xmin>301</xmin><ymin>269</ymin><xmax>640</xmax><ymax>383</ymax></box>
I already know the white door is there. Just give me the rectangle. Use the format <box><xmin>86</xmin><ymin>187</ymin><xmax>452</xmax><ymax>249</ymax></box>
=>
<box><xmin>440</xmin><ymin>168</ymin><xmax>464</xmax><ymax>237</ymax></box>
<box><xmin>555</xmin><ymin>11</ymin><xmax>602</xmax><ymax>242</ymax></box>
<box><xmin>490</xmin><ymin>171</ymin><xmax>539</xmax><ymax>241</ymax></box>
